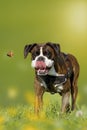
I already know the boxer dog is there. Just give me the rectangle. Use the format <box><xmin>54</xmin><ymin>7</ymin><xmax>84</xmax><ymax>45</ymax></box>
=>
<box><xmin>24</xmin><ymin>42</ymin><xmax>79</xmax><ymax>114</ymax></box>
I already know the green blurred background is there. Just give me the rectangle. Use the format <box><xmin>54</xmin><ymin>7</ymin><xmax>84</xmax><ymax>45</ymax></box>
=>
<box><xmin>0</xmin><ymin>0</ymin><xmax>87</xmax><ymax>106</ymax></box>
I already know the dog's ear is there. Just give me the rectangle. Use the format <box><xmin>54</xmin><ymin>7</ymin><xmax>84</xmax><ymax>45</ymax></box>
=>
<box><xmin>46</xmin><ymin>42</ymin><xmax>65</xmax><ymax>66</ymax></box>
<box><xmin>46</xmin><ymin>42</ymin><xmax>61</xmax><ymax>55</ymax></box>
<box><xmin>24</xmin><ymin>43</ymin><xmax>37</xmax><ymax>58</ymax></box>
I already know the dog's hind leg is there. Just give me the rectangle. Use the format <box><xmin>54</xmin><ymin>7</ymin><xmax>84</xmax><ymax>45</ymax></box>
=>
<box><xmin>61</xmin><ymin>91</ymin><xmax>71</xmax><ymax>113</ymax></box>
<box><xmin>67</xmin><ymin>54</ymin><xmax>80</xmax><ymax>111</ymax></box>
<box><xmin>71</xmin><ymin>75</ymin><xmax>79</xmax><ymax>111</ymax></box>
<box><xmin>71</xmin><ymin>66</ymin><xmax>79</xmax><ymax>111</ymax></box>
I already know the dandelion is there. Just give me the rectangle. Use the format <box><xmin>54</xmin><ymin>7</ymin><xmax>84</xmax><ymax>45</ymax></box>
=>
<box><xmin>22</xmin><ymin>125</ymin><xmax>37</xmax><ymax>130</ymax></box>
<box><xmin>7</xmin><ymin>87</ymin><xmax>18</xmax><ymax>99</ymax></box>
<box><xmin>0</xmin><ymin>116</ymin><xmax>4</xmax><ymax>124</ymax></box>
<box><xmin>7</xmin><ymin>107</ymin><xmax>17</xmax><ymax>117</ymax></box>
<box><xmin>24</xmin><ymin>92</ymin><xmax>34</xmax><ymax>104</ymax></box>
<box><xmin>76</xmin><ymin>110</ymin><xmax>83</xmax><ymax>117</ymax></box>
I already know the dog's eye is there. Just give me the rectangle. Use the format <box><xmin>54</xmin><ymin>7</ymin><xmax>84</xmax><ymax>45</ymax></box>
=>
<box><xmin>44</xmin><ymin>51</ymin><xmax>52</xmax><ymax>58</ymax></box>
<box><xmin>32</xmin><ymin>51</ymin><xmax>40</xmax><ymax>59</ymax></box>
<box><xmin>35</xmin><ymin>51</ymin><xmax>40</xmax><ymax>55</ymax></box>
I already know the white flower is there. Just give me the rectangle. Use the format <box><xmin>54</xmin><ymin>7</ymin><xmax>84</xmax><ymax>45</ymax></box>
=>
<box><xmin>76</xmin><ymin>110</ymin><xmax>83</xmax><ymax>117</ymax></box>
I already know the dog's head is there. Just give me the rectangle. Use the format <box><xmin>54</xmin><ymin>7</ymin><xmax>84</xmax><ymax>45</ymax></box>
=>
<box><xmin>24</xmin><ymin>42</ymin><xmax>61</xmax><ymax>75</ymax></box>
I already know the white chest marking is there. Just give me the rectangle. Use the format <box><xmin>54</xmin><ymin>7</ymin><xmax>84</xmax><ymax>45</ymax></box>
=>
<box><xmin>40</xmin><ymin>80</ymin><xmax>47</xmax><ymax>90</ymax></box>
<box><xmin>54</xmin><ymin>84</ymin><xmax>63</xmax><ymax>93</ymax></box>
<box><xmin>48</xmin><ymin>66</ymin><xmax>65</xmax><ymax>77</ymax></box>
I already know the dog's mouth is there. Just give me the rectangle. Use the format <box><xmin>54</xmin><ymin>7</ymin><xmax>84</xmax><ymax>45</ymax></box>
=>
<box><xmin>35</xmin><ymin>61</ymin><xmax>51</xmax><ymax>75</ymax></box>
<box><xmin>36</xmin><ymin>68</ymin><xmax>50</xmax><ymax>75</ymax></box>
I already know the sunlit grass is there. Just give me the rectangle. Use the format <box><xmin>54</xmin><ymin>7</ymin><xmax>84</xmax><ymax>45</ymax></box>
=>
<box><xmin>0</xmin><ymin>101</ymin><xmax>86</xmax><ymax>130</ymax></box>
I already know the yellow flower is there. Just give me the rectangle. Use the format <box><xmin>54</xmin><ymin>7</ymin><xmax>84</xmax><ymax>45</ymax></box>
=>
<box><xmin>24</xmin><ymin>92</ymin><xmax>34</xmax><ymax>104</ymax></box>
<box><xmin>7</xmin><ymin>87</ymin><xmax>18</xmax><ymax>99</ymax></box>
<box><xmin>0</xmin><ymin>116</ymin><xmax>4</xmax><ymax>124</ymax></box>
<box><xmin>22</xmin><ymin>125</ymin><xmax>37</xmax><ymax>130</ymax></box>
<box><xmin>25</xmin><ymin>111</ymin><xmax>39</xmax><ymax>121</ymax></box>
<box><xmin>7</xmin><ymin>107</ymin><xmax>17</xmax><ymax>117</ymax></box>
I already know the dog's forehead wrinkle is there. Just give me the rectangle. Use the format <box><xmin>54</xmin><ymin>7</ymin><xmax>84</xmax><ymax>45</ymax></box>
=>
<box><xmin>31</xmin><ymin>44</ymin><xmax>55</xmax><ymax>56</ymax></box>
<box><xmin>44</xmin><ymin>44</ymin><xmax>53</xmax><ymax>50</ymax></box>
<box><xmin>31</xmin><ymin>45</ymin><xmax>40</xmax><ymax>53</ymax></box>
<box><xmin>31</xmin><ymin>44</ymin><xmax>44</xmax><ymax>52</ymax></box>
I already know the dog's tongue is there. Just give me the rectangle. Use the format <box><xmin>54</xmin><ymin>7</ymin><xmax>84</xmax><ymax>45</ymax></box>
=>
<box><xmin>36</xmin><ymin>61</ymin><xmax>46</xmax><ymax>70</ymax></box>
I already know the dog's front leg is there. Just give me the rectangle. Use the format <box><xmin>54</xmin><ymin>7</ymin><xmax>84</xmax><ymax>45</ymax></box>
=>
<box><xmin>61</xmin><ymin>91</ymin><xmax>70</xmax><ymax>113</ymax></box>
<box><xmin>34</xmin><ymin>94</ymin><xmax>43</xmax><ymax>115</ymax></box>
<box><xmin>34</xmin><ymin>78</ymin><xmax>44</xmax><ymax>115</ymax></box>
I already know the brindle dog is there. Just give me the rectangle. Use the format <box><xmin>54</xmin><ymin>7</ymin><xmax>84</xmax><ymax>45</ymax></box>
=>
<box><xmin>24</xmin><ymin>42</ymin><xmax>80</xmax><ymax>115</ymax></box>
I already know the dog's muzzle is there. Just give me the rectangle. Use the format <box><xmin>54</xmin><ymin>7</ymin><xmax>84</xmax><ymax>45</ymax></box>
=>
<box><xmin>35</xmin><ymin>60</ymin><xmax>51</xmax><ymax>75</ymax></box>
<box><xmin>31</xmin><ymin>55</ymin><xmax>54</xmax><ymax>75</ymax></box>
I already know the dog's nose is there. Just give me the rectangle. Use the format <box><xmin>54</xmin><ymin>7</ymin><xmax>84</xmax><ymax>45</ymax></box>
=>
<box><xmin>37</xmin><ymin>56</ymin><xmax>45</xmax><ymax>61</ymax></box>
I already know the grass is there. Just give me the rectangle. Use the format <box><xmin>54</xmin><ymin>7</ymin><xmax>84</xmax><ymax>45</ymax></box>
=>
<box><xmin>0</xmin><ymin>99</ymin><xmax>87</xmax><ymax>130</ymax></box>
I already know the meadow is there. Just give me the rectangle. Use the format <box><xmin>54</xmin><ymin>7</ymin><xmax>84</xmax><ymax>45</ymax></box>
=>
<box><xmin>0</xmin><ymin>0</ymin><xmax>87</xmax><ymax>129</ymax></box>
<box><xmin>0</xmin><ymin>99</ymin><xmax>87</xmax><ymax>130</ymax></box>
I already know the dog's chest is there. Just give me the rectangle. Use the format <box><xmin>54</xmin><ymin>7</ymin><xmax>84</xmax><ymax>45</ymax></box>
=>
<box><xmin>38</xmin><ymin>75</ymin><xmax>66</xmax><ymax>94</ymax></box>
